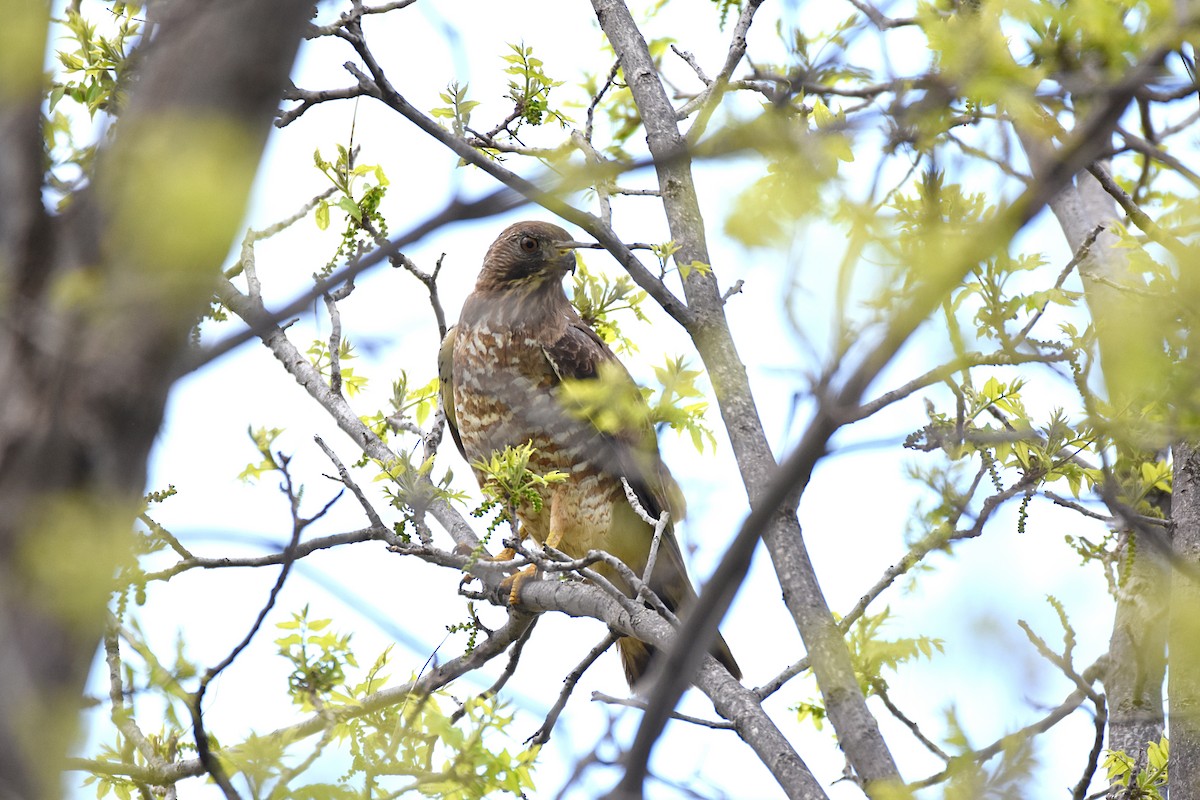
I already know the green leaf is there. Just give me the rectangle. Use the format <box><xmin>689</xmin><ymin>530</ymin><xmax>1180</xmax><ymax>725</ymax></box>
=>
<box><xmin>336</xmin><ymin>195</ymin><xmax>362</xmax><ymax>222</ymax></box>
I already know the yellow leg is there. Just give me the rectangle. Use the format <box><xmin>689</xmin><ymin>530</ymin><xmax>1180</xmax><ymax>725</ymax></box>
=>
<box><xmin>499</xmin><ymin>564</ymin><xmax>538</xmax><ymax>606</ymax></box>
<box><xmin>491</xmin><ymin>547</ymin><xmax>517</xmax><ymax>562</ymax></box>
<box><xmin>545</xmin><ymin>484</ymin><xmax>567</xmax><ymax>551</ymax></box>
<box><xmin>502</xmin><ymin>487</ymin><xmax>568</xmax><ymax>605</ymax></box>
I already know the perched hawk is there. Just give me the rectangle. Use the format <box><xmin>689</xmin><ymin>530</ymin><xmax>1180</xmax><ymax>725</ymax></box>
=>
<box><xmin>439</xmin><ymin>220</ymin><xmax>740</xmax><ymax>687</ymax></box>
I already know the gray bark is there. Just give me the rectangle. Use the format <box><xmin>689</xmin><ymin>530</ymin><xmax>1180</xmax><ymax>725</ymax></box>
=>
<box><xmin>0</xmin><ymin>4</ymin><xmax>312</xmax><ymax>798</ymax></box>
<box><xmin>1016</xmin><ymin>130</ymin><xmax>1169</xmax><ymax>770</ymax></box>
<box><xmin>590</xmin><ymin>0</ymin><xmax>902</xmax><ymax>789</ymax></box>
<box><xmin>1171</xmin><ymin>443</ymin><xmax>1200</xmax><ymax>794</ymax></box>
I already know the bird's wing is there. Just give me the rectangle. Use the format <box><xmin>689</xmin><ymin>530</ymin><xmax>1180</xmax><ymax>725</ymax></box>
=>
<box><xmin>544</xmin><ymin>321</ymin><xmax>741</xmax><ymax>683</ymax></box>
<box><xmin>437</xmin><ymin>324</ymin><xmax>466</xmax><ymax>459</ymax></box>
<box><xmin>541</xmin><ymin>320</ymin><xmax>683</xmax><ymax>522</ymax></box>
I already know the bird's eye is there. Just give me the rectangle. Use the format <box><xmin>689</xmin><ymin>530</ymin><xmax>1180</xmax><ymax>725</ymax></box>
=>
<box><xmin>519</xmin><ymin>236</ymin><xmax>538</xmax><ymax>253</ymax></box>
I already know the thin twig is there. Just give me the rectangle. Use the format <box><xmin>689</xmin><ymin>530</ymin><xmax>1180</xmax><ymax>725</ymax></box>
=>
<box><xmin>1042</xmin><ymin>491</ymin><xmax>1116</xmax><ymax>523</ymax></box>
<box><xmin>873</xmin><ymin>680</ymin><xmax>951</xmax><ymax>760</ymax></box>
<box><xmin>277</xmin><ymin>84</ymin><xmax>369</xmax><ymax>127</ymax></box>
<box><xmin>189</xmin><ymin>463</ymin><xmax>342</xmax><ymax>799</ymax></box>
<box><xmin>334</xmin><ymin>25</ymin><xmax>693</xmax><ymax>324</ymax></box>
<box><xmin>586</xmin><ymin>60</ymin><xmax>621</xmax><ymax>145</ymax></box>
<box><xmin>754</xmin><ymin>655</ymin><xmax>810</xmax><ymax>700</ymax></box>
<box><xmin>843</xmin><ymin>0</ymin><xmax>919</xmax><ymax>29</ymax></box>
<box><xmin>1115</xmin><ymin>125</ymin><xmax>1200</xmax><ymax>186</ymax></box>
<box><xmin>307</xmin><ymin>0</ymin><xmax>420</xmax><ymax>36</ymax></box>
<box><xmin>323</xmin><ymin>292</ymin><xmax>345</xmax><ymax>396</ymax></box>
<box><xmin>909</xmin><ymin>680</ymin><xmax>1099</xmax><ymax>789</ymax></box>
<box><xmin>847</xmin><ymin>349</ymin><xmax>1074</xmax><ymax>425</ymax></box>
<box><xmin>591</xmin><ymin>692</ymin><xmax>735</xmax><ymax>729</ymax></box>
<box><xmin>139</xmin><ymin>528</ymin><xmax>387</xmax><ymax>584</ymax></box>
<box><xmin>1071</xmin><ymin>694</ymin><xmax>1107</xmax><ymax>800</ymax></box>
<box><xmin>451</xmin><ymin>615</ymin><xmax>539</xmax><ymax>723</ymax></box>
<box><xmin>391</xmin><ymin>251</ymin><xmax>448</xmax><ymax>339</ymax></box>
<box><xmin>103</xmin><ymin>628</ymin><xmax>168</xmax><ymax>773</ymax></box>
<box><xmin>682</xmin><ymin>0</ymin><xmax>765</xmax><ymax>140</ymax></box>
<box><xmin>619</xmin><ymin>477</ymin><xmax>670</xmax><ymax>605</ymax></box>
<box><xmin>138</xmin><ymin>513</ymin><xmax>193</xmax><ymax>559</ymax></box>
<box><xmin>671</xmin><ymin>45</ymin><xmax>711</xmax><ymax>85</ymax></box>
<box><xmin>1011</xmin><ymin>223</ymin><xmax>1106</xmax><ymax>347</ymax></box>
<box><xmin>315</xmin><ymin>435</ymin><xmax>386</xmax><ymax>531</ymax></box>
<box><xmin>1087</xmin><ymin>162</ymin><xmax>1188</xmax><ymax>259</ymax></box>
<box><xmin>270</xmin><ymin>694</ymin><xmax>339</xmax><ymax>796</ymax></box>
<box><xmin>527</xmin><ymin>632</ymin><xmax>618</xmax><ymax>745</ymax></box>
<box><xmin>75</xmin><ymin>610</ymin><xmax>538</xmax><ymax>787</ymax></box>
<box><xmin>191</xmin><ymin>185</ymin><xmax>528</xmax><ymax>373</ymax></box>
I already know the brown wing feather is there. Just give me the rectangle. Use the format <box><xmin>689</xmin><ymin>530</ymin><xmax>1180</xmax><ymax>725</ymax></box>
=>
<box><xmin>542</xmin><ymin>322</ymin><xmax>740</xmax><ymax>684</ymax></box>
<box><xmin>437</xmin><ymin>325</ymin><xmax>466</xmax><ymax>459</ymax></box>
<box><xmin>541</xmin><ymin>322</ymin><xmax>679</xmax><ymax>520</ymax></box>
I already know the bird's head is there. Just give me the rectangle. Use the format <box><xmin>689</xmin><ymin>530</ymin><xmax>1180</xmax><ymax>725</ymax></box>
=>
<box><xmin>475</xmin><ymin>221</ymin><xmax>582</xmax><ymax>294</ymax></box>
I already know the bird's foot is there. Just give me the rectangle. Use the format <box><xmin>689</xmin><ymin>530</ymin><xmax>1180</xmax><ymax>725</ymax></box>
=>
<box><xmin>499</xmin><ymin>564</ymin><xmax>539</xmax><ymax>606</ymax></box>
<box><xmin>491</xmin><ymin>547</ymin><xmax>518</xmax><ymax>562</ymax></box>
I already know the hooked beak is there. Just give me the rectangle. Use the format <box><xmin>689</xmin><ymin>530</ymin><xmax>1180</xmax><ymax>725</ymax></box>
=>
<box><xmin>556</xmin><ymin>239</ymin><xmax>591</xmax><ymax>274</ymax></box>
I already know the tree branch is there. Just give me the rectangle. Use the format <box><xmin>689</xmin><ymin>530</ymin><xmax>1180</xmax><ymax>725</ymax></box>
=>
<box><xmin>590</xmin><ymin>0</ymin><xmax>902</xmax><ymax>788</ymax></box>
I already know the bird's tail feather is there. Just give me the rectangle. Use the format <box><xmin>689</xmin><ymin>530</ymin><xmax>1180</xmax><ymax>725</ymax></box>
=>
<box><xmin>618</xmin><ymin>631</ymin><xmax>741</xmax><ymax>691</ymax></box>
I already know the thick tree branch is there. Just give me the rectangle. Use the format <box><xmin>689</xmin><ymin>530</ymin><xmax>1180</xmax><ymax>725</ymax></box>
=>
<box><xmin>590</xmin><ymin>0</ymin><xmax>901</xmax><ymax>789</ymax></box>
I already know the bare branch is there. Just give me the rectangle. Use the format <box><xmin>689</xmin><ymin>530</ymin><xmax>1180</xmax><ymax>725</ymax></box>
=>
<box><xmin>391</xmin><ymin>252</ymin><xmax>449</xmax><ymax>339</ymax></box>
<box><xmin>871</xmin><ymin>680</ymin><xmax>950</xmax><ymax>761</ymax></box>
<box><xmin>192</xmin><ymin>185</ymin><xmax>528</xmax><ymax>372</ymax></box>
<box><xmin>323</xmin><ymin>292</ymin><xmax>346</xmax><ymax>396</ymax></box>
<box><xmin>591</xmin><ymin>692</ymin><xmax>735</xmax><ymax>730</ymax></box>
<box><xmin>909</xmin><ymin>677</ymin><xmax>1101</xmax><ymax>790</ymax></box>
<box><xmin>1115</xmin><ymin>125</ymin><xmax>1200</xmax><ymax>186</ymax></box>
<box><xmin>842</xmin><ymin>0</ymin><xmax>919</xmax><ymax>29</ymax></box>
<box><xmin>1011</xmin><ymin>223</ymin><xmax>1106</xmax><ymax>347</ymax></box>
<box><xmin>190</xmin><ymin>458</ymin><xmax>334</xmax><ymax>800</ymax></box>
<box><xmin>451</xmin><ymin>614</ymin><xmax>539</xmax><ymax>724</ymax></box>
<box><xmin>103</xmin><ymin>628</ymin><xmax>168</xmax><ymax>772</ymax></box>
<box><xmin>307</xmin><ymin>0</ymin><xmax>420</xmax><ymax>37</ymax></box>
<box><xmin>277</xmin><ymin>83</ymin><xmax>369</xmax><ymax>127</ymax></box>
<box><xmin>332</xmin><ymin>30</ymin><xmax>694</xmax><ymax>325</ymax></box>
<box><xmin>212</xmin><ymin>273</ymin><xmax>481</xmax><ymax>549</ymax></box>
<box><xmin>315</xmin><ymin>435</ymin><xmax>387</xmax><ymax>531</ymax></box>
<box><xmin>528</xmin><ymin>632</ymin><xmax>618</xmax><ymax>746</ymax></box>
<box><xmin>1071</xmin><ymin>694</ymin><xmax>1108</xmax><ymax>800</ymax></box>
<box><xmin>139</xmin><ymin>527</ymin><xmax>387</xmax><ymax>584</ymax></box>
<box><xmin>670</xmin><ymin>44</ymin><xmax>711</xmax><ymax>86</ymax></box>
<box><xmin>681</xmin><ymin>0</ymin><xmax>765</xmax><ymax>140</ymax></box>
<box><xmin>848</xmin><ymin>350</ymin><xmax>1075</xmax><ymax>424</ymax></box>
<box><xmin>72</xmin><ymin>607</ymin><xmax>537</xmax><ymax>787</ymax></box>
<box><xmin>1086</xmin><ymin>161</ymin><xmax>1189</xmax><ymax>260</ymax></box>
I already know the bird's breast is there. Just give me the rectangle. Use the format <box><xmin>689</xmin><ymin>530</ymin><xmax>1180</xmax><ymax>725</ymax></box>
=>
<box><xmin>452</xmin><ymin>322</ymin><xmax>621</xmax><ymax>549</ymax></box>
<box><xmin>452</xmin><ymin>322</ymin><xmax>575</xmax><ymax>466</ymax></box>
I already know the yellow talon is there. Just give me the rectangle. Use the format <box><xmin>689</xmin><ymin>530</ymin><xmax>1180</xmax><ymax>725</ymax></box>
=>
<box><xmin>491</xmin><ymin>547</ymin><xmax>517</xmax><ymax>562</ymax></box>
<box><xmin>499</xmin><ymin>564</ymin><xmax>538</xmax><ymax>606</ymax></box>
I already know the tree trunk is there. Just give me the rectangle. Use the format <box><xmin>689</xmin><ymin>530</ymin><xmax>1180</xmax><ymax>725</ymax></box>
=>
<box><xmin>1015</xmin><ymin>133</ymin><xmax>1169</xmax><ymax>769</ymax></box>
<box><xmin>1171</xmin><ymin>442</ymin><xmax>1200</xmax><ymax>795</ymax></box>
<box><xmin>0</xmin><ymin>3</ymin><xmax>313</xmax><ymax>797</ymax></box>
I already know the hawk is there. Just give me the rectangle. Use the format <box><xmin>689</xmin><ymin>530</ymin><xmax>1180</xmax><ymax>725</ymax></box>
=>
<box><xmin>438</xmin><ymin>220</ymin><xmax>740</xmax><ymax>687</ymax></box>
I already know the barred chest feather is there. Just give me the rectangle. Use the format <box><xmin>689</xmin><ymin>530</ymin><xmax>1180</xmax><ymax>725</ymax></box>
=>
<box><xmin>451</xmin><ymin>321</ymin><xmax>621</xmax><ymax>554</ymax></box>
